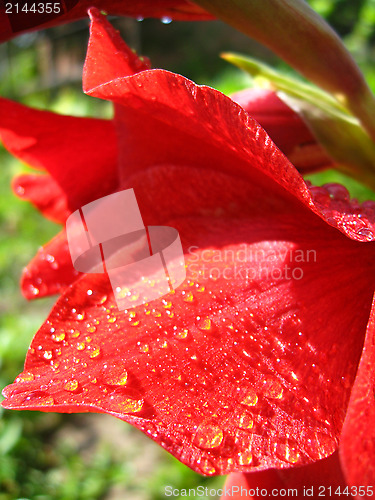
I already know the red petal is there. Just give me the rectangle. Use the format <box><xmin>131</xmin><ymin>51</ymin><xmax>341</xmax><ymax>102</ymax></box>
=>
<box><xmin>21</xmin><ymin>230</ymin><xmax>80</xmax><ymax>300</ymax></box>
<box><xmin>231</xmin><ymin>88</ymin><xmax>333</xmax><ymax>173</ymax></box>
<box><xmin>82</xmin><ymin>14</ymin><xmax>375</xmax><ymax>243</ymax></box>
<box><xmin>0</xmin><ymin>98</ymin><xmax>118</xmax><ymax>211</ymax></box>
<box><xmin>0</xmin><ymin>0</ymin><xmax>213</xmax><ymax>42</ymax></box>
<box><xmin>222</xmin><ymin>452</ymin><xmax>351</xmax><ymax>498</ymax></box>
<box><xmin>83</xmin><ymin>8</ymin><xmax>151</xmax><ymax>94</ymax></box>
<box><xmin>12</xmin><ymin>174</ymin><xmax>70</xmax><ymax>224</ymax></box>
<box><xmin>340</xmin><ymin>296</ymin><xmax>375</xmax><ymax>492</ymax></box>
<box><xmin>3</xmin><ymin>214</ymin><xmax>374</xmax><ymax>475</ymax></box>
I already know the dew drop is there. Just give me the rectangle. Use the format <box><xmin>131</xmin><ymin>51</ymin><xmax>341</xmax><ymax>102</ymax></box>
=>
<box><xmin>138</xmin><ymin>343</ymin><xmax>149</xmax><ymax>353</ymax></box>
<box><xmin>304</xmin><ymin>431</ymin><xmax>336</xmax><ymax>460</ymax></box>
<box><xmin>262</xmin><ymin>377</ymin><xmax>283</xmax><ymax>399</ymax></box>
<box><xmin>197</xmin><ymin>317</ymin><xmax>212</xmax><ymax>331</ymax></box>
<box><xmin>151</xmin><ymin>309</ymin><xmax>162</xmax><ymax>318</ymax></box>
<box><xmin>356</xmin><ymin>227</ymin><xmax>374</xmax><ymax>240</ymax></box>
<box><xmin>29</xmin><ymin>285</ymin><xmax>40</xmax><ymax>296</ymax></box>
<box><xmin>89</xmin><ymin>347</ymin><xmax>101</xmax><ymax>359</ymax></box>
<box><xmin>107</xmin><ymin>316</ymin><xmax>117</xmax><ymax>323</ymax></box>
<box><xmin>193</xmin><ymin>424</ymin><xmax>224</xmax><ymax>449</ymax></box>
<box><xmin>199</xmin><ymin>459</ymin><xmax>216</xmax><ymax>475</ymax></box>
<box><xmin>324</xmin><ymin>183</ymin><xmax>350</xmax><ymax>202</ymax></box>
<box><xmin>241</xmin><ymin>391</ymin><xmax>258</xmax><ymax>406</ymax></box>
<box><xmin>175</xmin><ymin>329</ymin><xmax>189</xmax><ymax>340</ymax></box>
<box><xmin>76</xmin><ymin>342</ymin><xmax>86</xmax><ymax>351</ymax></box>
<box><xmin>275</xmin><ymin>442</ymin><xmax>300</xmax><ymax>464</ymax></box>
<box><xmin>183</xmin><ymin>291</ymin><xmax>194</xmax><ymax>303</ymax></box>
<box><xmin>70</xmin><ymin>329</ymin><xmax>80</xmax><ymax>338</ymax></box>
<box><xmin>106</xmin><ymin>393</ymin><xmax>144</xmax><ymax>413</ymax></box>
<box><xmin>161</xmin><ymin>16</ymin><xmax>172</xmax><ymax>24</ymax></box>
<box><xmin>162</xmin><ymin>299</ymin><xmax>172</xmax><ymax>309</ymax></box>
<box><xmin>64</xmin><ymin>379</ymin><xmax>80</xmax><ymax>392</ymax></box>
<box><xmin>237</xmin><ymin>450</ymin><xmax>253</xmax><ymax>466</ymax></box>
<box><xmin>102</xmin><ymin>366</ymin><xmax>128</xmax><ymax>386</ymax></box>
<box><xmin>43</xmin><ymin>350</ymin><xmax>53</xmax><ymax>360</ymax></box>
<box><xmin>237</xmin><ymin>414</ymin><xmax>254</xmax><ymax>430</ymax></box>
<box><xmin>52</xmin><ymin>332</ymin><xmax>65</xmax><ymax>342</ymax></box>
<box><xmin>87</xmin><ymin>325</ymin><xmax>97</xmax><ymax>333</ymax></box>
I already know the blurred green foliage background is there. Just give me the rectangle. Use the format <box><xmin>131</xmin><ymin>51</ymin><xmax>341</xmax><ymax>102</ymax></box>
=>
<box><xmin>1</xmin><ymin>0</ymin><xmax>375</xmax><ymax>498</ymax></box>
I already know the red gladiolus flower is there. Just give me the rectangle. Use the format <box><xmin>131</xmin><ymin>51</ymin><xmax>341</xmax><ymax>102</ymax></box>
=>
<box><xmin>0</xmin><ymin>0</ymin><xmax>212</xmax><ymax>43</ymax></box>
<box><xmin>1</xmin><ymin>9</ymin><xmax>375</xmax><ymax>492</ymax></box>
<box><xmin>231</xmin><ymin>88</ymin><xmax>333</xmax><ymax>173</ymax></box>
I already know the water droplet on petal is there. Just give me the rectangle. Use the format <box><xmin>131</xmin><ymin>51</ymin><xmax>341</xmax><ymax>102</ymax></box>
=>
<box><xmin>199</xmin><ymin>458</ymin><xmax>216</xmax><ymax>475</ymax></box>
<box><xmin>194</xmin><ymin>424</ymin><xmax>224</xmax><ymax>449</ymax></box>
<box><xmin>102</xmin><ymin>366</ymin><xmax>128</xmax><ymax>386</ymax></box>
<box><xmin>183</xmin><ymin>291</ymin><xmax>194</xmax><ymax>303</ymax></box>
<box><xmin>89</xmin><ymin>347</ymin><xmax>101</xmax><ymax>359</ymax></box>
<box><xmin>241</xmin><ymin>390</ymin><xmax>258</xmax><ymax>406</ymax></box>
<box><xmin>275</xmin><ymin>442</ymin><xmax>300</xmax><ymax>464</ymax></box>
<box><xmin>304</xmin><ymin>431</ymin><xmax>337</xmax><ymax>460</ymax></box>
<box><xmin>28</xmin><ymin>285</ymin><xmax>40</xmax><ymax>296</ymax></box>
<box><xmin>197</xmin><ymin>317</ymin><xmax>212</xmax><ymax>331</ymax></box>
<box><xmin>106</xmin><ymin>393</ymin><xmax>144</xmax><ymax>413</ymax></box>
<box><xmin>64</xmin><ymin>379</ymin><xmax>80</xmax><ymax>392</ymax></box>
<box><xmin>138</xmin><ymin>343</ymin><xmax>149</xmax><ymax>353</ymax></box>
<box><xmin>324</xmin><ymin>183</ymin><xmax>350</xmax><ymax>202</ymax></box>
<box><xmin>262</xmin><ymin>377</ymin><xmax>283</xmax><ymax>399</ymax></box>
<box><xmin>237</xmin><ymin>450</ymin><xmax>253</xmax><ymax>466</ymax></box>
<box><xmin>175</xmin><ymin>329</ymin><xmax>189</xmax><ymax>340</ymax></box>
<box><xmin>52</xmin><ymin>332</ymin><xmax>65</xmax><ymax>342</ymax></box>
<box><xmin>237</xmin><ymin>414</ymin><xmax>254</xmax><ymax>430</ymax></box>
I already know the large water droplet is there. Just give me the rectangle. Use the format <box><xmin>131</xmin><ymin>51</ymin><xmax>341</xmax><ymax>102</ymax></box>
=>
<box><xmin>64</xmin><ymin>379</ymin><xmax>80</xmax><ymax>392</ymax></box>
<box><xmin>262</xmin><ymin>377</ymin><xmax>283</xmax><ymax>399</ymax></box>
<box><xmin>237</xmin><ymin>449</ymin><xmax>253</xmax><ymax>466</ymax></box>
<box><xmin>193</xmin><ymin>424</ymin><xmax>224</xmax><ymax>449</ymax></box>
<box><xmin>196</xmin><ymin>317</ymin><xmax>212</xmax><ymax>331</ymax></box>
<box><xmin>89</xmin><ymin>346</ymin><xmax>101</xmax><ymax>359</ymax></box>
<box><xmin>241</xmin><ymin>390</ymin><xmax>258</xmax><ymax>406</ymax></box>
<box><xmin>102</xmin><ymin>366</ymin><xmax>128</xmax><ymax>386</ymax></box>
<box><xmin>199</xmin><ymin>458</ymin><xmax>216</xmax><ymax>475</ymax></box>
<box><xmin>236</xmin><ymin>414</ymin><xmax>253</xmax><ymax>430</ymax></box>
<box><xmin>52</xmin><ymin>332</ymin><xmax>65</xmax><ymax>342</ymax></box>
<box><xmin>105</xmin><ymin>393</ymin><xmax>144</xmax><ymax>413</ymax></box>
<box><xmin>275</xmin><ymin>441</ymin><xmax>300</xmax><ymax>464</ymax></box>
